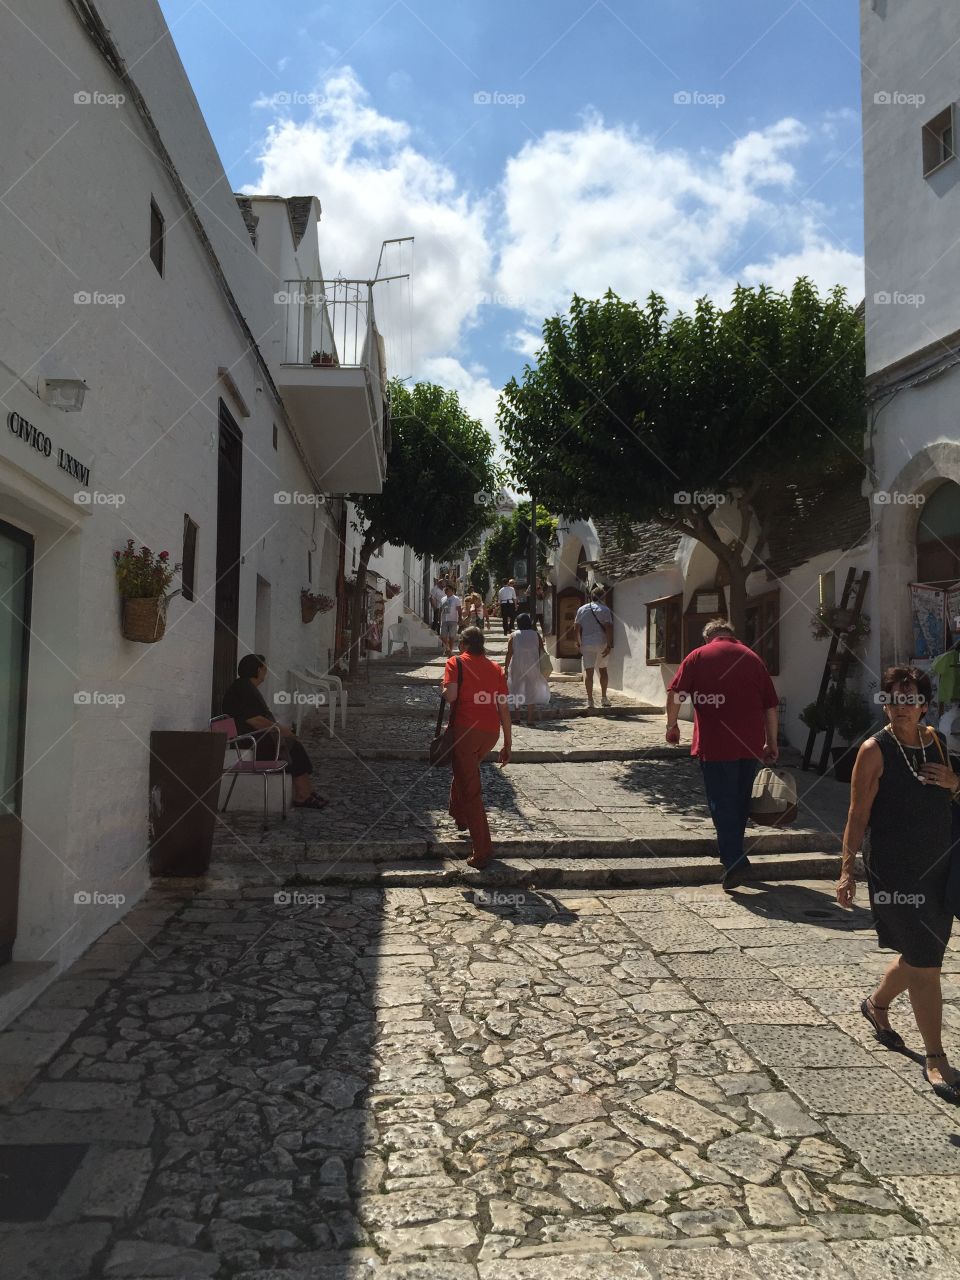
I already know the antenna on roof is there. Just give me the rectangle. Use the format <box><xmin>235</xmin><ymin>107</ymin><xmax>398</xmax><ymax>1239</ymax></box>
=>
<box><xmin>376</xmin><ymin>236</ymin><xmax>414</xmax><ymax>280</ymax></box>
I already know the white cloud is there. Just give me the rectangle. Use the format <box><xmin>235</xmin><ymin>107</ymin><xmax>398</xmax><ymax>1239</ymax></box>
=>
<box><xmin>419</xmin><ymin>356</ymin><xmax>501</xmax><ymax>435</ymax></box>
<box><xmin>244</xmin><ymin>69</ymin><xmax>865</xmax><ymax>435</ymax></box>
<box><xmin>494</xmin><ymin>112</ymin><xmax>853</xmax><ymax>320</ymax></box>
<box><xmin>244</xmin><ymin>69</ymin><xmax>492</xmax><ymax>367</ymax></box>
<box><xmin>510</xmin><ymin>329</ymin><xmax>543</xmax><ymax>360</ymax></box>
<box><xmin>740</xmin><ymin>221</ymin><xmax>865</xmax><ymax>300</ymax></box>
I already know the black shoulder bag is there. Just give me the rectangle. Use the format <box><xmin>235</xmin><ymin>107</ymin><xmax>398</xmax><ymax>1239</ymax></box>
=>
<box><xmin>430</xmin><ymin>658</ymin><xmax>462</xmax><ymax>767</ymax></box>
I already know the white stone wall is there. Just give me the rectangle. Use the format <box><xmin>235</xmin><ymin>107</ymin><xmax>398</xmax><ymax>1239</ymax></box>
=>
<box><xmin>861</xmin><ymin>0</ymin><xmax>960</xmax><ymax>376</ymax></box>
<box><xmin>0</xmin><ymin>1</ymin><xmax>341</xmax><ymax>974</ymax></box>
<box><xmin>860</xmin><ymin>0</ymin><xmax>960</xmax><ymax>666</ymax></box>
<box><xmin>604</xmin><ymin>568</ymin><xmax>684</xmax><ymax>707</ymax></box>
<box><xmin>602</xmin><ymin>553</ymin><xmax>875</xmax><ymax>749</ymax></box>
<box><xmin>340</xmin><ymin>509</ymin><xmax>428</xmax><ymax>657</ymax></box>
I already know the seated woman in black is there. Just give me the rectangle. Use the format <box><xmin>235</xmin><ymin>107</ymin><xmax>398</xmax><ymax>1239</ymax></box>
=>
<box><xmin>222</xmin><ymin>653</ymin><xmax>325</xmax><ymax>809</ymax></box>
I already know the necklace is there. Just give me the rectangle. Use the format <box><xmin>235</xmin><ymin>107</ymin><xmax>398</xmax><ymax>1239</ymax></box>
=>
<box><xmin>883</xmin><ymin>723</ymin><xmax>931</xmax><ymax>784</ymax></box>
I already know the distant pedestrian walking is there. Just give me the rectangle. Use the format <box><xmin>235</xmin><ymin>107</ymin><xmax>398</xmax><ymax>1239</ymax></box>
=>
<box><xmin>429</xmin><ymin>578</ymin><xmax>445</xmax><ymax>634</ymax></box>
<box><xmin>438</xmin><ymin>584</ymin><xmax>462</xmax><ymax>655</ymax></box>
<box><xmin>442</xmin><ymin>627</ymin><xmax>512</xmax><ymax>869</ymax></box>
<box><xmin>837</xmin><ymin>666</ymin><xmax>960</xmax><ymax>1103</ymax></box>
<box><xmin>666</xmin><ymin>618</ymin><xmax>778</xmax><ymax>891</ymax></box>
<box><xmin>575</xmin><ymin>585</ymin><xmax>614</xmax><ymax>708</ymax></box>
<box><xmin>498</xmin><ymin>579</ymin><xmax>518</xmax><ymax>634</ymax></box>
<box><xmin>505</xmin><ymin>613</ymin><xmax>551</xmax><ymax>725</ymax></box>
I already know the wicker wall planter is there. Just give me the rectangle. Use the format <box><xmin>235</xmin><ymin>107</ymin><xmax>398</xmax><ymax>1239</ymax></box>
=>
<box><xmin>122</xmin><ymin>596</ymin><xmax>167</xmax><ymax>643</ymax></box>
<box><xmin>301</xmin><ymin>591</ymin><xmax>335</xmax><ymax>624</ymax></box>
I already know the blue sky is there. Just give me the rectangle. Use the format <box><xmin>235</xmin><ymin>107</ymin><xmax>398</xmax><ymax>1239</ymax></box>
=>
<box><xmin>158</xmin><ymin>0</ymin><xmax>866</xmax><ymax>434</ymax></box>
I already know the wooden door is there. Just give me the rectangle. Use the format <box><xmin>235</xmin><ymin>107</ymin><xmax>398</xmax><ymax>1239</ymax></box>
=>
<box><xmin>0</xmin><ymin>519</ymin><xmax>33</xmax><ymax>964</ymax></box>
<box><xmin>211</xmin><ymin>400</ymin><xmax>243</xmax><ymax>716</ymax></box>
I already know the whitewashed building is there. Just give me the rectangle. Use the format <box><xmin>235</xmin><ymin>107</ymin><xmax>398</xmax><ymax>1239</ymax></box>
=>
<box><xmin>860</xmin><ymin>0</ymin><xmax>960</xmax><ymax>669</ymax></box>
<box><xmin>0</xmin><ymin>0</ymin><xmax>396</xmax><ymax>1008</ymax></box>
<box><xmin>551</xmin><ymin>475</ymin><xmax>872</xmax><ymax>749</ymax></box>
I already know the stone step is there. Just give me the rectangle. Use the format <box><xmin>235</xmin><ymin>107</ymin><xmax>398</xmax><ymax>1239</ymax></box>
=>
<box><xmin>348</xmin><ymin>703</ymin><xmax>661</xmax><ymax>720</ymax></box>
<box><xmin>210</xmin><ymin>827</ymin><xmax>840</xmax><ymax>864</ymax></box>
<box><xmin>164</xmin><ymin>850</ymin><xmax>857</xmax><ymax>891</ymax></box>
<box><xmin>316</xmin><ymin>745</ymin><xmax>690</xmax><ymax>763</ymax></box>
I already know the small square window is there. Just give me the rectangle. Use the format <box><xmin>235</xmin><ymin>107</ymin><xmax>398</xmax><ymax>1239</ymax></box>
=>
<box><xmin>149</xmin><ymin>198</ymin><xmax>165</xmax><ymax>275</ymax></box>
<box><xmin>182</xmin><ymin>515</ymin><xmax>198</xmax><ymax>602</ymax></box>
<box><xmin>923</xmin><ymin>105</ymin><xmax>956</xmax><ymax>177</ymax></box>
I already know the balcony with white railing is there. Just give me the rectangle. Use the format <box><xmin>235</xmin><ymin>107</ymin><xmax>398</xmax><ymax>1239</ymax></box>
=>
<box><xmin>276</xmin><ymin>279</ymin><xmax>389</xmax><ymax>494</ymax></box>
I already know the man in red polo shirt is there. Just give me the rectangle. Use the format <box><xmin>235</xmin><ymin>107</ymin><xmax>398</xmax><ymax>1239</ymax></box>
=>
<box><xmin>665</xmin><ymin>618</ymin><xmax>779</xmax><ymax>891</ymax></box>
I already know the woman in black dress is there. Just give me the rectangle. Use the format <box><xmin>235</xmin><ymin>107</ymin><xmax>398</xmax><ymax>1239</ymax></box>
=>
<box><xmin>837</xmin><ymin>666</ymin><xmax>960</xmax><ymax>1100</ymax></box>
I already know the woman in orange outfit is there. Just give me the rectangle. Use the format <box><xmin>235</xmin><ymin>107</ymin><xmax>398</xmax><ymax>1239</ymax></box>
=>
<box><xmin>442</xmin><ymin>626</ymin><xmax>512</xmax><ymax>868</ymax></box>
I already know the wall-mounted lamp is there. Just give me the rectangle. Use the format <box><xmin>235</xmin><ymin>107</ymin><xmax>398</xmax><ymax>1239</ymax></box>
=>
<box><xmin>39</xmin><ymin>377</ymin><xmax>87</xmax><ymax>412</ymax></box>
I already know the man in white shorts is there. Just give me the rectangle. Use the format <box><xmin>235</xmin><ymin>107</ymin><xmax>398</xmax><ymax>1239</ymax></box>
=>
<box><xmin>497</xmin><ymin>579</ymin><xmax>518</xmax><ymax>634</ymax></box>
<box><xmin>439</xmin><ymin>584</ymin><xmax>462</xmax><ymax>655</ymax></box>
<box><xmin>575</xmin><ymin>585</ymin><xmax>614</xmax><ymax>708</ymax></box>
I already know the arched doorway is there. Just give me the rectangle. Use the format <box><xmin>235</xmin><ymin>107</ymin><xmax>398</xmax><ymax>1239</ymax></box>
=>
<box><xmin>911</xmin><ymin>479</ymin><xmax>960</xmax><ymax>657</ymax></box>
<box><xmin>917</xmin><ymin>480</ymin><xmax>960</xmax><ymax>589</ymax></box>
<box><xmin>876</xmin><ymin>445</ymin><xmax>960</xmax><ymax>664</ymax></box>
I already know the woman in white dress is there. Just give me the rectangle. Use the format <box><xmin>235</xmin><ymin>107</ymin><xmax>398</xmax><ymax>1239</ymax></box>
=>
<box><xmin>505</xmin><ymin>613</ymin><xmax>551</xmax><ymax>725</ymax></box>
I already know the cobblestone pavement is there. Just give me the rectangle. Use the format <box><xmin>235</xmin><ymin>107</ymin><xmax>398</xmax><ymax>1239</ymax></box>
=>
<box><xmin>218</xmin><ymin>641</ymin><xmax>850</xmax><ymax>861</ymax></box>
<box><xmin>4</xmin><ymin>881</ymin><xmax>960</xmax><ymax>1278</ymax></box>
<box><xmin>306</xmin><ymin>709</ymin><xmax>685</xmax><ymax>761</ymax></box>
<box><xmin>217</xmin><ymin>757</ymin><xmax>717</xmax><ymax>854</ymax></box>
<box><xmin>211</xmin><ymin>756</ymin><xmax>851</xmax><ymax>880</ymax></box>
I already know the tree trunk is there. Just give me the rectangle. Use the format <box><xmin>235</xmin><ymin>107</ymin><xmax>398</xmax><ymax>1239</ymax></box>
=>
<box><xmin>725</xmin><ymin>564</ymin><xmax>750</xmax><ymax>636</ymax></box>
<box><xmin>348</xmin><ymin>535</ymin><xmax>377</xmax><ymax>679</ymax></box>
<box><xmin>684</xmin><ymin>508</ymin><xmax>753</xmax><ymax>636</ymax></box>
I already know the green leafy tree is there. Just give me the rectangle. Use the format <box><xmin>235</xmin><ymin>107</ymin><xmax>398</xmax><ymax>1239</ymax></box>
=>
<box><xmin>348</xmin><ymin>380</ymin><xmax>498</xmax><ymax>675</ymax></box>
<box><xmin>469</xmin><ymin>560</ymin><xmax>491</xmax><ymax>597</ymax></box>
<box><xmin>498</xmin><ymin>279</ymin><xmax>865</xmax><ymax>631</ymax></box>
<box><xmin>477</xmin><ymin>501</ymin><xmax>558</xmax><ymax>589</ymax></box>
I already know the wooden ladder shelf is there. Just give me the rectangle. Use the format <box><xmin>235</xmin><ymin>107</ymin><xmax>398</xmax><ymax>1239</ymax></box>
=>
<box><xmin>801</xmin><ymin>567</ymin><xmax>871</xmax><ymax>775</ymax></box>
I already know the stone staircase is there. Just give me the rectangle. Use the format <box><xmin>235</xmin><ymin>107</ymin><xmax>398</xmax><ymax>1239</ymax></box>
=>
<box><xmin>195</xmin><ymin>822</ymin><xmax>852</xmax><ymax>893</ymax></box>
<box><xmin>400</xmin><ymin>604</ymin><xmax>443</xmax><ymax>650</ymax></box>
<box><xmin>185</xmin><ymin>624</ymin><xmax>852</xmax><ymax>895</ymax></box>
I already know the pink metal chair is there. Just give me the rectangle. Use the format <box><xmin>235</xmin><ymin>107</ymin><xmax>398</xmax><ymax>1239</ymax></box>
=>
<box><xmin>210</xmin><ymin>715</ymin><xmax>287</xmax><ymax>821</ymax></box>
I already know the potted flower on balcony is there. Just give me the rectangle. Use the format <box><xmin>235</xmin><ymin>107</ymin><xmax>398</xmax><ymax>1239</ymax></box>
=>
<box><xmin>310</xmin><ymin>350</ymin><xmax>337</xmax><ymax>367</ymax></box>
<box><xmin>114</xmin><ymin>540</ymin><xmax>181</xmax><ymax>642</ymax></box>
<box><xmin>385</xmin><ymin>581</ymin><xmax>402</xmax><ymax>600</ymax></box>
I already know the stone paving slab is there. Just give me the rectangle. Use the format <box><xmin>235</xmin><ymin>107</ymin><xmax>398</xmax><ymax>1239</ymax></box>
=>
<box><xmin>773</xmin><ymin>1067</ymin><xmax>930</xmax><ymax>1116</ymax></box>
<box><xmin>823</xmin><ymin>1114</ymin><xmax>960</xmax><ymax>1176</ymax></box>
<box><xmin>887</xmin><ymin>1176</ymin><xmax>960</xmax><ymax>1225</ymax></box>
<box><xmin>1</xmin><ymin>881</ymin><xmax>957</xmax><ymax>1275</ymax></box>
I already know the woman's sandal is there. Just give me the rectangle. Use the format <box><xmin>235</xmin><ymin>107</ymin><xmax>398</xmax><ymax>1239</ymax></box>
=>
<box><xmin>292</xmin><ymin>794</ymin><xmax>328</xmax><ymax>810</ymax></box>
<box><xmin>860</xmin><ymin>996</ymin><xmax>906</xmax><ymax>1050</ymax></box>
<box><xmin>923</xmin><ymin>1051</ymin><xmax>960</xmax><ymax>1104</ymax></box>
<box><xmin>466</xmin><ymin>853</ymin><xmax>491</xmax><ymax>870</ymax></box>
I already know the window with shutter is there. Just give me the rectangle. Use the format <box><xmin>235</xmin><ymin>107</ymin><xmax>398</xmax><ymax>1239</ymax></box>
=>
<box><xmin>646</xmin><ymin>595</ymin><xmax>683</xmax><ymax>664</ymax></box>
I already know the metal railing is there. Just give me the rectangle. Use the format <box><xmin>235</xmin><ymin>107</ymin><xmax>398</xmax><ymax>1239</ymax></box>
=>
<box><xmin>279</xmin><ymin>279</ymin><xmax>385</xmax><ymax>391</ymax></box>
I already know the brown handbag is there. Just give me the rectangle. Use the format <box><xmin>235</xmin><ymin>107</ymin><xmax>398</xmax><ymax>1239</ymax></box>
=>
<box><xmin>430</xmin><ymin>657</ymin><xmax>461</xmax><ymax>767</ymax></box>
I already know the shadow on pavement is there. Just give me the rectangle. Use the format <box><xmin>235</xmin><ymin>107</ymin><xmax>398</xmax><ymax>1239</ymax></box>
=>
<box><xmin>731</xmin><ymin>880</ymin><xmax>874</xmax><ymax>931</ymax></box>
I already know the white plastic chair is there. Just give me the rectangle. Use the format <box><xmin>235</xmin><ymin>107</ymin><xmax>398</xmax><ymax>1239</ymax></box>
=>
<box><xmin>387</xmin><ymin>622</ymin><xmax>410</xmax><ymax>655</ymax></box>
<box><xmin>307</xmin><ymin>664</ymin><xmax>348</xmax><ymax>730</ymax></box>
<box><xmin>288</xmin><ymin>668</ymin><xmax>336</xmax><ymax>737</ymax></box>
